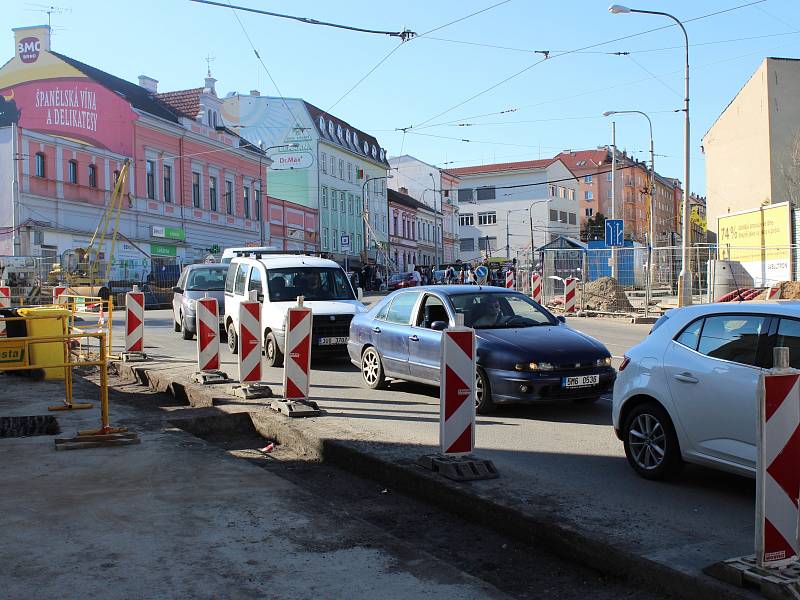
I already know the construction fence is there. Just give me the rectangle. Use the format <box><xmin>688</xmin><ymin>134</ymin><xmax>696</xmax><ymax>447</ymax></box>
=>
<box><xmin>518</xmin><ymin>244</ymin><xmax>797</xmax><ymax>315</ymax></box>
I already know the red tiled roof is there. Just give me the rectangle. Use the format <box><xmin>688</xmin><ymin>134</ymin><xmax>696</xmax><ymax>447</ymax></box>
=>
<box><xmin>446</xmin><ymin>158</ymin><xmax>555</xmax><ymax>176</ymax></box>
<box><xmin>155</xmin><ymin>88</ymin><xmax>204</xmax><ymax>119</ymax></box>
<box><xmin>554</xmin><ymin>149</ymin><xmax>610</xmax><ymax>171</ymax></box>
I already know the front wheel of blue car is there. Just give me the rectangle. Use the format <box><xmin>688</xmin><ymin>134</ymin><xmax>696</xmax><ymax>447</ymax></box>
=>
<box><xmin>362</xmin><ymin>347</ymin><xmax>386</xmax><ymax>390</ymax></box>
<box><xmin>475</xmin><ymin>368</ymin><xmax>495</xmax><ymax>415</ymax></box>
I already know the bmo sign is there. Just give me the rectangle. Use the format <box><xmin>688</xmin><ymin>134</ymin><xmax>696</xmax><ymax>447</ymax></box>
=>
<box><xmin>18</xmin><ymin>37</ymin><xmax>41</xmax><ymax>64</ymax></box>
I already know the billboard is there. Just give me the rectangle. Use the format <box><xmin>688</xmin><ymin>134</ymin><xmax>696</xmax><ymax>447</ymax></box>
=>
<box><xmin>0</xmin><ymin>26</ymin><xmax>138</xmax><ymax>156</ymax></box>
<box><xmin>718</xmin><ymin>202</ymin><xmax>792</xmax><ymax>286</ymax></box>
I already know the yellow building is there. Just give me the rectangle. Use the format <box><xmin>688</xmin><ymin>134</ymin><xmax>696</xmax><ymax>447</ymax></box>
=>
<box><xmin>703</xmin><ymin>57</ymin><xmax>800</xmax><ymax>234</ymax></box>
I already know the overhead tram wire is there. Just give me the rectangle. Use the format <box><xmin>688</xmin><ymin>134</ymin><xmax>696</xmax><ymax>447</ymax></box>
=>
<box><xmin>404</xmin><ymin>0</ymin><xmax>768</xmax><ymax>130</ymax></box>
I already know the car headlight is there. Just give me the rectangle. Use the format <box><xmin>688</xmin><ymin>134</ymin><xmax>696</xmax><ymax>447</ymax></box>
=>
<box><xmin>515</xmin><ymin>361</ymin><xmax>554</xmax><ymax>371</ymax></box>
<box><xmin>596</xmin><ymin>356</ymin><xmax>612</xmax><ymax>367</ymax></box>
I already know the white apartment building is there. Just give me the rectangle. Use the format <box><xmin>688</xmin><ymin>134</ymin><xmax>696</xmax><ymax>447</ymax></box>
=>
<box><xmin>447</xmin><ymin>159</ymin><xmax>580</xmax><ymax>263</ymax></box>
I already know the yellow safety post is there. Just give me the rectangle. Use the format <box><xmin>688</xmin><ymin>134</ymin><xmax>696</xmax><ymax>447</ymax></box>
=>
<box><xmin>77</xmin><ymin>333</ymin><xmax>128</xmax><ymax>437</ymax></box>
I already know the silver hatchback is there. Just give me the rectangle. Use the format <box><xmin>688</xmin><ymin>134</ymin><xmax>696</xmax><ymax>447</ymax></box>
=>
<box><xmin>172</xmin><ymin>264</ymin><xmax>227</xmax><ymax>340</ymax></box>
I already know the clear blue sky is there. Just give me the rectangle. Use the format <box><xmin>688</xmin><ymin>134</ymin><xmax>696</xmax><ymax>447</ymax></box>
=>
<box><xmin>7</xmin><ymin>0</ymin><xmax>800</xmax><ymax>196</ymax></box>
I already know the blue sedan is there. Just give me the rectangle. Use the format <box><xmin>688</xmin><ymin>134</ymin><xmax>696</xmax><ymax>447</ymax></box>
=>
<box><xmin>348</xmin><ymin>286</ymin><xmax>615</xmax><ymax>413</ymax></box>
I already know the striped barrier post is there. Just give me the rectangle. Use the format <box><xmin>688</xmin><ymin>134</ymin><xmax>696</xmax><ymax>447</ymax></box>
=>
<box><xmin>767</xmin><ymin>286</ymin><xmax>782</xmax><ymax>301</ymax></box>
<box><xmin>0</xmin><ymin>283</ymin><xmax>9</xmax><ymax>336</ymax></box>
<box><xmin>196</xmin><ymin>297</ymin><xmax>220</xmax><ymax>372</ymax></box>
<box><xmin>53</xmin><ymin>285</ymin><xmax>67</xmax><ymax>305</ymax></box>
<box><xmin>564</xmin><ymin>277</ymin><xmax>577</xmax><ymax>314</ymax></box>
<box><xmin>440</xmin><ymin>325</ymin><xmax>477</xmax><ymax>455</ymax></box>
<box><xmin>237</xmin><ymin>300</ymin><xmax>261</xmax><ymax>383</ymax></box>
<box><xmin>505</xmin><ymin>270</ymin><xmax>514</xmax><ymax>289</ymax></box>
<box><xmin>531</xmin><ymin>273</ymin><xmax>542</xmax><ymax>304</ymax></box>
<box><xmin>756</xmin><ymin>347</ymin><xmax>800</xmax><ymax>567</ymax></box>
<box><xmin>123</xmin><ymin>286</ymin><xmax>145</xmax><ymax>359</ymax></box>
<box><xmin>283</xmin><ymin>299</ymin><xmax>312</xmax><ymax>401</ymax></box>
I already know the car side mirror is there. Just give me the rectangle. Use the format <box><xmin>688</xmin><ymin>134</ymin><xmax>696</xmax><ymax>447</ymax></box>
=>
<box><xmin>431</xmin><ymin>320</ymin><xmax>448</xmax><ymax>331</ymax></box>
<box><xmin>557</xmin><ymin>315</ymin><xmax>566</xmax><ymax>323</ymax></box>
<box><xmin>172</xmin><ymin>286</ymin><xmax>182</xmax><ymax>293</ymax></box>
<box><xmin>256</xmin><ymin>292</ymin><xmax>264</xmax><ymax>303</ymax></box>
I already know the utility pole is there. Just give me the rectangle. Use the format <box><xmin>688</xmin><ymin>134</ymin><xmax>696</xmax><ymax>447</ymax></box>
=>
<box><xmin>11</xmin><ymin>122</ymin><xmax>20</xmax><ymax>256</ymax></box>
<box><xmin>611</xmin><ymin>122</ymin><xmax>617</xmax><ymax>279</ymax></box>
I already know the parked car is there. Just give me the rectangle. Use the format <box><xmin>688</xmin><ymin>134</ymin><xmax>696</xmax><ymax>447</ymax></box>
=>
<box><xmin>147</xmin><ymin>264</ymin><xmax>182</xmax><ymax>288</ymax></box>
<box><xmin>172</xmin><ymin>264</ymin><xmax>228</xmax><ymax>340</ymax></box>
<box><xmin>348</xmin><ymin>286</ymin><xmax>614</xmax><ymax>413</ymax></box>
<box><xmin>613</xmin><ymin>301</ymin><xmax>800</xmax><ymax>481</ymax></box>
<box><xmin>387</xmin><ymin>272</ymin><xmax>417</xmax><ymax>291</ymax></box>
<box><xmin>224</xmin><ymin>252</ymin><xmax>365</xmax><ymax>366</ymax></box>
<box><xmin>431</xmin><ymin>269</ymin><xmax>447</xmax><ymax>284</ymax></box>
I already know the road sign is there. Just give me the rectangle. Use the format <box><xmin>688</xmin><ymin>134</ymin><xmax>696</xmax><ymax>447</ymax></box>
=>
<box><xmin>283</xmin><ymin>302</ymin><xmax>312</xmax><ymax>401</ymax></box>
<box><xmin>340</xmin><ymin>234</ymin><xmax>351</xmax><ymax>252</ymax></box>
<box><xmin>125</xmin><ymin>288</ymin><xmax>144</xmax><ymax>353</ymax></box>
<box><xmin>196</xmin><ymin>297</ymin><xmax>220</xmax><ymax>372</ymax></box>
<box><xmin>238</xmin><ymin>301</ymin><xmax>262</xmax><ymax>383</ymax></box>
<box><xmin>440</xmin><ymin>326</ymin><xmax>476</xmax><ymax>455</ymax></box>
<box><xmin>475</xmin><ymin>265</ymin><xmax>488</xmax><ymax>285</ymax></box>
<box><xmin>605</xmin><ymin>219</ymin><xmax>624</xmax><ymax>247</ymax></box>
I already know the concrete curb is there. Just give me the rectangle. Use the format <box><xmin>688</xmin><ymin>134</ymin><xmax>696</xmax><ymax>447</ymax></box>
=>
<box><xmin>114</xmin><ymin>360</ymin><xmax>755</xmax><ymax>600</ymax></box>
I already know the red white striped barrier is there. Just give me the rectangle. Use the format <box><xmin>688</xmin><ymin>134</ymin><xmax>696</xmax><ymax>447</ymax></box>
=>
<box><xmin>124</xmin><ymin>287</ymin><xmax>145</xmax><ymax>352</ymax></box>
<box><xmin>440</xmin><ymin>325</ymin><xmax>476</xmax><ymax>455</ymax></box>
<box><xmin>238</xmin><ymin>300</ymin><xmax>262</xmax><ymax>382</ymax></box>
<box><xmin>767</xmin><ymin>286</ymin><xmax>782</xmax><ymax>301</ymax></box>
<box><xmin>505</xmin><ymin>270</ymin><xmax>514</xmax><ymax>289</ymax></box>
<box><xmin>53</xmin><ymin>285</ymin><xmax>67</xmax><ymax>305</ymax></box>
<box><xmin>756</xmin><ymin>357</ymin><xmax>800</xmax><ymax>567</ymax></box>
<box><xmin>283</xmin><ymin>301</ymin><xmax>312</xmax><ymax>401</ymax></box>
<box><xmin>0</xmin><ymin>284</ymin><xmax>9</xmax><ymax>336</ymax></box>
<box><xmin>196</xmin><ymin>297</ymin><xmax>220</xmax><ymax>372</ymax></box>
<box><xmin>564</xmin><ymin>278</ymin><xmax>577</xmax><ymax>313</ymax></box>
<box><xmin>530</xmin><ymin>273</ymin><xmax>542</xmax><ymax>304</ymax></box>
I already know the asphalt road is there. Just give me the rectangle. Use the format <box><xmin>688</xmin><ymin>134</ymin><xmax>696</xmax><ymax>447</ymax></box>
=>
<box><xmin>111</xmin><ymin>308</ymin><xmax>755</xmax><ymax>581</ymax></box>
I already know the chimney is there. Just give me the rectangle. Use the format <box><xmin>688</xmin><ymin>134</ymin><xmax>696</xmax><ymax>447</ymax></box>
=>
<box><xmin>250</xmin><ymin>89</ymin><xmax>260</xmax><ymax>97</ymax></box>
<box><xmin>13</xmin><ymin>25</ymin><xmax>51</xmax><ymax>62</ymax></box>
<box><xmin>204</xmin><ymin>76</ymin><xmax>217</xmax><ymax>96</ymax></box>
<box><xmin>399</xmin><ymin>186</ymin><xmax>409</xmax><ymax>195</ymax></box>
<box><xmin>138</xmin><ymin>75</ymin><xmax>158</xmax><ymax>93</ymax></box>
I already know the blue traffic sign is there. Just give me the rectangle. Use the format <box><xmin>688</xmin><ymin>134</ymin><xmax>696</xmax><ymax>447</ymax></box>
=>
<box><xmin>475</xmin><ymin>265</ymin><xmax>488</xmax><ymax>284</ymax></box>
<box><xmin>605</xmin><ymin>219</ymin><xmax>624</xmax><ymax>247</ymax></box>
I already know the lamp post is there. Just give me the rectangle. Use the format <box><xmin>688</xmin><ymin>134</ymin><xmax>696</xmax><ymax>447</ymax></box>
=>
<box><xmin>528</xmin><ymin>199</ymin><xmax>552</xmax><ymax>267</ymax></box>
<box><xmin>258</xmin><ymin>142</ymin><xmax>298</xmax><ymax>247</ymax></box>
<box><xmin>504</xmin><ymin>207</ymin><xmax>529</xmax><ymax>262</ymax></box>
<box><xmin>603</xmin><ymin>109</ymin><xmax>655</xmax><ymax>317</ymax></box>
<box><xmin>609</xmin><ymin>4</ymin><xmax>691</xmax><ymax>305</ymax></box>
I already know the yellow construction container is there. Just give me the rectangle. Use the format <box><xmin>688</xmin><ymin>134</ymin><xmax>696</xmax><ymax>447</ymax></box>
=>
<box><xmin>17</xmin><ymin>307</ymin><xmax>70</xmax><ymax>380</ymax></box>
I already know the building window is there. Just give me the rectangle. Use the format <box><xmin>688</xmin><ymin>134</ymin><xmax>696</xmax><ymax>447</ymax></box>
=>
<box><xmin>460</xmin><ymin>238</ymin><xmax>474</xmax><ymax>252</ymax></box>
<box><xmin>457</xmin><ymin>188</ymin><xmax>472</xmax><ymax>203</ymax></box>
<box><xmin>585</xmin><ymin>207</ymin><xmax>594</xmax><ymax>216</ymax></box>
<box><xmin>35</xmin><ymin>153</ymin><xmax>46</xmax><ymax>178</ymax></box>
<box><xmin>113</xmin><ymin>170</ymin><xmax>120</xmax><ymax>185</ymax></box>
<box><xmin>583</xmin><ymin>174</ymin><xmax>592</xmax><ymax>183</ymax></box>
<box><xmin>558</xmin><ymin>186</ymin><xmax>566</xmax><ymax>198</ymax></box>
<box><xmin>209</xmin><ymin>176</ymin><xmax>217</xmax><ymax>211</ymax></box>
<box><xmin>146</xmin><ymin>160</ymin><xmax>156</xmax><ymax>199</ymax></box>
<box><xmin>192</xmin><ymin>172</ymin><xmax>201</xmax><ymax>208</ymax></box>
<box><xmin>607</xmin><ymin>171</ymin><xmax>613</xmax><ymax>182</ymax></box>
<box><xmin>559</xmin><ymin>210</ymin><xmax>567</xmax><ymax>223</ymax></box>
<box><xmin>459</xmin><ymin>213</ymin><xmax>474</xmax><ymax>226</ymax></box>
<box><xmin>243</xmin><ymin>185</ymin><xmax>250</xmax><ymax>219</ymax></box>
<box><xmin>88</xmin><ymin>164</ymin><xmax>97</xmax><ymax>188</ymax></box>
<box><xmin>476</xmin><ymin>186</ymin><xmax>495</xmax><ymax>201</ymax></box>
<box><xmin>330</xmin><ymin>156</ymin><xmax>336</xmax><ymax>176</ymax></box>
<box><xmin>67</xmin><ymin>160</ymin><xmax>78</xmax><ymax>184</ymax></box>
<box><xmin>477</xmin><ymin>211</ymin><xmax>497</xmax><ymax>226</ymax></box>
<box><xmin>255</xmin><ymin>189</ymin><xmax>261</xmax><ymax>220</ymax></box>
<box><xmin>321</xmin><ymin>152</ymin><xmax>327</xmax><ymax>173</ymax></box>
<box><xmin>607</xmin><ymin>188</ymin><xmax>613</xmax><ymax>200</ymax></box>
<box><xmin>226</xmin><ymin>180</ymin><xmax>233</xmax><ymax>214</ymax></box>
<box><xmin>347</xmin><ymin>163</ymin><xmax>352</xmax><ymax>182</ymax></box>
<box><xmin>163</xmin><ymin>165</ymin><xmax>172</xmax><ymax>202</ymax></box>
<box><xmin>478</xmin><ymin>236</ymin><xmax>497</xmax><ymax>251</ymax></box>
<box><xmin>584</xmin><ymin>190</ymin><xmax>593</xmax><ymax>200</ymax></box>
<box><xmin>341</xmin><ymin>195</ymin><xmax>346</xmax><ymax>212</ymax></box>
<box><xmin>348</xmin><ymin>194</ymin><xmax>353</xmax><ymax>214</ymax></box>
<box><xmin>549</xmin><ymin>209</ymin><xmax>558</xmax><ymax>222</ymax></box>
<box><xmin>567</xmin><ymin>188</ymin><xmax>575</xmax><ymax>201</ymax></box>
<box><xmin>331</xmin><ymin>190</ymin><xmax>337</xmax><ymax>212</ymax></box>
<box><xmin>322</xmin><ymin>227</ymin><xmax>329</xmax><ymax>250</ymax></box>
<box><xmin>568</xmin><ymin>213</ymin><xmax>577</xmax><ymax>225</ymax></box>
<box><xmin>332</xmin><ymin>229</ymin><xmax>338</xmax><ymax>250</ymax></box>
<box><xmin>338</xmin><ymin>159</ymin><xmax>344</xmax><ymax>180</ymax></box>
<box><xmin>321</xmin><ymin>186</ymin><xmax>328</xmax><ymax>208</ymax></box>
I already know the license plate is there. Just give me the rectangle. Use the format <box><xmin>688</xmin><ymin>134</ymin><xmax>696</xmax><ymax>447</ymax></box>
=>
<box><xmin>318</xmin><ymin>336</ymin><xmax>348</xmax><ymax>346</ymax></box>
<box><xmin>563</xmin><ymin>374</ymin><xmax>600</xmax><ymax>388</ymax></box>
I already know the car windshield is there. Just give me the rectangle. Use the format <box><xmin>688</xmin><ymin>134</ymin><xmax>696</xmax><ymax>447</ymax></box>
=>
<box><xmin>450</xmin><ymin>292</ymin><xmax>556</xmax><ymax>329</ymax></box>
<box><xmin>266</xmin><ymin>267</ymin><xmax>354</xmax><ymax>302</ymax></box>
<box><xmin>186</xmin><ymin>267</ymin><xmax>227</xmax><ymax>291</ymax></box>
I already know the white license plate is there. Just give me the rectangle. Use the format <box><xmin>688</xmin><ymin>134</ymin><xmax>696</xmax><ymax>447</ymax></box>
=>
<box><xmin>318</xmin><ymin>336</ymin><xmax>348</xmax><ymax>346</ymax></box>
<box><xmin>563</xmin><ymin>374</ymin><xmax>600</xmax><ymax>388</ymax></box>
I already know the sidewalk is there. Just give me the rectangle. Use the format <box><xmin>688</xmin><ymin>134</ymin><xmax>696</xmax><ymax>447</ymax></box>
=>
<box><xmin>0</xmin><ymin>373</ymin><xmax>508</xmax><ymax>600</ymax></box>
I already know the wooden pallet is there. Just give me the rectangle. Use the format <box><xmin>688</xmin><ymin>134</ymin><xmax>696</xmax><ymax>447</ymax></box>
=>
<box><xmin>705</xmin><ymin>555</ymin><xmax>800</xmax><ymax>600</ymax></box>
<box><xmin>54</xmin><ymin>431</ymin><xmax>140</xmax><ymax>451</ymax></box>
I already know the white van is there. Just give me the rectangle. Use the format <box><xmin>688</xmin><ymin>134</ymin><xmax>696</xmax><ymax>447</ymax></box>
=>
<box><xmin>223</xmin><ymin>252</ymin><xmax>365</xmax><ymax>366</ymax></box>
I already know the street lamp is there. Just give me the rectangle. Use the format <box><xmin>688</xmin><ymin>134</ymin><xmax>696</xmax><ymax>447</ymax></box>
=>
<box><xmin>609</xmin><ymin>4</ymin><xmax>692</xmax><ymax>305</ymax></box>
<box><xmin>528</xmin><ymin>200</ymin><xmax>552</xmax><ymax>266</ymax></box>
<box><xmin>603</xmin><ymin>110</ymin><xmax>655</xmax><ymax>315</ymax></box>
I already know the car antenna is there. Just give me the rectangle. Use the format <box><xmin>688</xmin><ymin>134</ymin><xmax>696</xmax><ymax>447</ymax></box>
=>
<box><xmin>725</xmin><ymin>245</ymin><xmax>745</xmax><ymax>302</ymax></box>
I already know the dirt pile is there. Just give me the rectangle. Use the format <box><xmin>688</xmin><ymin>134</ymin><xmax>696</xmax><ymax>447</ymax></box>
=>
<box><xmin>581</xmin><ymin>277</ymin><xmax>634</xmax><ymax>313</ymax></box>
<box><xmin>754</xmin><ymin>281</ymin><xmax>800</xmax><ymax>300</ymax></box>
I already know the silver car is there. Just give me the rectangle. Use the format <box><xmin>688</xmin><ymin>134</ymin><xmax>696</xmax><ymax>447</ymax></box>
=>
<box><xmin>172</xmin><ymin>264</ymin><xmax>227</xmax><ymax>340</ymax></box>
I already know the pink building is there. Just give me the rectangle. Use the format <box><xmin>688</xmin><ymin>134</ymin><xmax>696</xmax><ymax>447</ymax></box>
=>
<box><xmin>0</xmin><ymin>25</ymin><xmax>316</xmax><ymax>277</ymax></box>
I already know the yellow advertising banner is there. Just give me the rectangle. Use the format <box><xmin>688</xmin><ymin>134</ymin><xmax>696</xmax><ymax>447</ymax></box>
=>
<box><xmin>717</xmin><ymin>202</ymin><xmax>792</xmax><ymax>285</ymax></box>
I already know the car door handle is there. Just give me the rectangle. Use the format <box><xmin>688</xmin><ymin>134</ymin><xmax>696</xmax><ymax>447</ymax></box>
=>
<box><xmin>409</xmin><ymin>334</ymin><xmax>419</xmax><ymax>342</ymax></box>
<box><xmin>372</xmin><ymin>326</ymin><xmax>381</xmax><ymax>333</ymax></box>
<box><xmin>674</xmin><ymin>372</ymin><xmax>699</xmax><ymax>384</ymax></box>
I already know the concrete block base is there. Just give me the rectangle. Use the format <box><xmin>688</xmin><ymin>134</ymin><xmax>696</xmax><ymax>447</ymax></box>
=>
<box><xmin>417</xmin><ymin>454</ymin><xmax>499</xmax><ymax>481</ymax></box>
<box><xmin>231</xmin><ymin>383</ymin><xmax>273</xmax><ymax>400</ymax></box>
<box><xmin>271</xmin><ymin>399</ymin><xmax>321</xmax><ymax>418</ymax></box>
<box><xmin>704</xmin><ymin>555</ymin><xmax>800</xmax><ymax>600</ymax></box>
<box><xmin>122</xmin><ymin>351</ymin><xmax>148</xmax><ymax>363</ymax></box>
<box><xmin>190</xmin><ymin>370</ymin><xmax>232</xmax><ymax>385</ymax></box>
